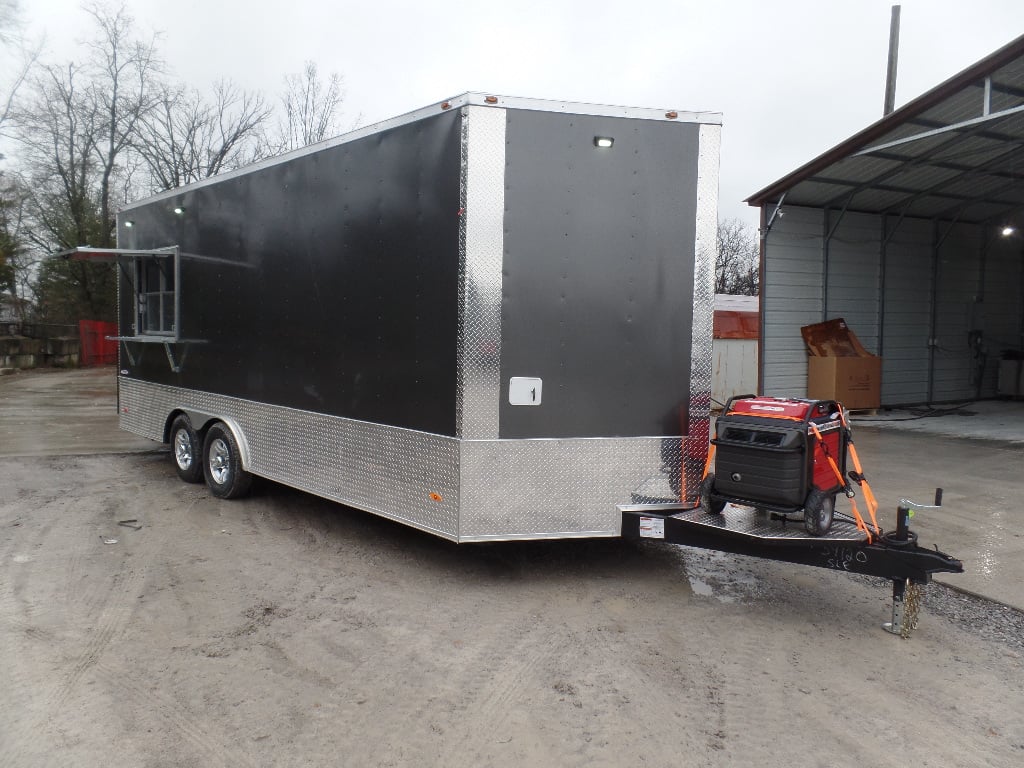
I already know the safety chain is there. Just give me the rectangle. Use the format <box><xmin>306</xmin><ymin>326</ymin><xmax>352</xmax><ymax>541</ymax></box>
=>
<box><xmin>901</xmin><ymin>582</ymin><xmax>923</xmax><ymax>639</ymax></box>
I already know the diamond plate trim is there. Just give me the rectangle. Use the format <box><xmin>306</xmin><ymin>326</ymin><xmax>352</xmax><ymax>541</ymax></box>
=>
<box><xmin>458</xmin><ymin>437</ymin><xmax>668</xmax><ymax>540</ymax></box>
<box><xmin>119</xmin><ymin>378</ymin><xmax>461</xmax><ymax>540</ymax></box>
<box><xmin>456</xmin><ymin>106</ymin><xmax>507</xmax><ymax>441</ymax></box>
<box><xmin>118</xmin><ymin>379</ymin><xmax>675</xmax><ymax>542</ymax></box>
<box><xmin>679</xmin><ymin>506</ymin><xmax>866</xmax><ymax>542</ymax></box>
<box><xmin>682</xmin><ymin>123</ymin><xmax>722</xmax><ymax>500</ymax></box>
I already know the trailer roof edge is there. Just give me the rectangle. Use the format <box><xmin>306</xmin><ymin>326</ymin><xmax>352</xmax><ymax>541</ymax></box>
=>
<box><xmin>119</xmin><ymin>93</ymin><xmax>722</xmax><ymax>213</ymax></box>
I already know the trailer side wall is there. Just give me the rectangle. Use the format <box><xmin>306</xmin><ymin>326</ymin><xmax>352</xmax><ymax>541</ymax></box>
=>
<box><xmin>122</xmin><ymin>111</ymin><xmax>463</xmax><ymax>436</ymax></box>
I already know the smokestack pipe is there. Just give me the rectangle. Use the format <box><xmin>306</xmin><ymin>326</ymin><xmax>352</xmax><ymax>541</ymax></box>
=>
<box><xmin>883</xmin><ymin>5</ymin><xmax>901</xmax><ymax>115</ymax></box>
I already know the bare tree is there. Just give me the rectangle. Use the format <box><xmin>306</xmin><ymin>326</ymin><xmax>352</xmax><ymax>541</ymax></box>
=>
<box><xmin>278</xmin><ymin>61</ymin><xmax>343</xmax><ymax>151</ymax></box>
<box><xmin>14</xmin><ymin>60</ymin><xmax>113</xmax><ymax>320</ymax></box>
<box><xmin>0</xmin><ymin>0</ymin><xmax>39</xmax><ymax>138</ymax></box>
<box><xmin>0</xmin><ymin>173</ymin><xmax>36</xmax><ymax>319</ymax></box>
<box><xmin>135</xmin><ymin>80</ymin><xmax>272</xmax><ymax>191</ymax></box>
<box><xmin>83</xmin><ymin>3</ymin><xmax>160</xmax><ymax>245</ymax></box>
<box><xmin>8</xmin><ymin>3</ymin><xmax>159</xmax><ymax>322</ymax></box>
<box><xmin>715</xmin><ymin>217</ymin><xmax>760</xmax><ymax>296</ymax></box>
<box><xmin>17</xmin><ymin>61</ymin><xmax>103</xmax><ymax>249</ymax></box>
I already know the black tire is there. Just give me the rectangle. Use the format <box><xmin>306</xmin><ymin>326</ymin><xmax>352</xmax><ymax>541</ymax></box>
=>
<box><xmin>170</xmin><ymin>415</ymin><xmax>204</xmax><ymax>484</ymax></box>
<box><xmin>202</xmin><ymin>422</ymin><xmax>253</xmax><ymax>499</ymax></box>
<box><xmin>803</xmin><ymin>489</ymin><xmax>835</xmax><ymax>536</ymax></box>
<box><xmin>699</xmin><ymin>473</ymin><xmax>726</xmax><ymax>514</ymax></box>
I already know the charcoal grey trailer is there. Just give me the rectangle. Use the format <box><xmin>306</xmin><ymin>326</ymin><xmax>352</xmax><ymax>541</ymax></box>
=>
<box><xmin>70</xmin><ymin>93</ymin><xmax>722</xmax><ymax>541</ymax></box>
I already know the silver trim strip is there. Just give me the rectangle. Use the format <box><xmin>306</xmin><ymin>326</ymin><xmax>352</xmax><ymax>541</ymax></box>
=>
<box><xmin>456</xmin><ymin>106</ymin><xmax>507</xmax><ymax>440</ymax></box>
<box><xmin>682</xmin><ymin>123</ymin><xmax>722</xmax><ymax>499</ymax></box>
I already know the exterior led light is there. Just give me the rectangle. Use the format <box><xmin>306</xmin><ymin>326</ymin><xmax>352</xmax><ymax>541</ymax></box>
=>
<box><xmin>124</xmin><ymin>220</ymin><xmax>134</xmax><ymax>228</ymax></box>
<box><xmin>594</xmin><ymin>137</ymin><xmax>614</xmax><ymax>148</ymax></box>
<box><xmin>1001</xmin><ymin>226</ymin><xmax>1016</xmax><ymax>237</ymax></box>
<box><xmin>174</xmin><ymin>206</ymin><xmax>185</xmax><ymax>215</ymax></box>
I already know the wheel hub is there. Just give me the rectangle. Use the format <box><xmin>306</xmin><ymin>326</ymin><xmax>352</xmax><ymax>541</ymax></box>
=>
<box><xmin>174</xmin><ymin>430</ymin><xmax>193</xmax><ymax>470</ymax></box>
<box><xmin>209</xmin><ymin>438</ymin><xmax>230</xmax><ymax>484</ymax></box>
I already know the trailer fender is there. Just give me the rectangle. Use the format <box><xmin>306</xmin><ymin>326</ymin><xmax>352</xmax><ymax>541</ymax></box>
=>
<box><xmin>165</xmin><ymin>410</ymin><xmax>253</xmax><ymax>472</ymax></box>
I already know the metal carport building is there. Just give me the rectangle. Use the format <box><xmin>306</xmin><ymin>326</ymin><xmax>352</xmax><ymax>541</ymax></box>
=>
<box><xmin>747</xmin><ymin>34</ymin><xmax>1024</xmax><ymax>405</ymax></box>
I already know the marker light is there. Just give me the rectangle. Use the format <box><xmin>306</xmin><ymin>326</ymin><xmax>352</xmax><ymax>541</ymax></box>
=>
<box><xmin>594</xmin><ymin>137</ymin><xmax>614</xmax><ymax>148</ymax></box>
<box><xmin>1002</xmin><ymin>226</ymin><xmax>1016</xmax><ymax>237</ymax></box>
<box><xmin>124</xmin><ymin>221</ymin><xmax>134</xmax><ymax>228</ymax></box>
<box><xmin>173</xmin><ymin>206</ymin><xmax>185</xmax><ymax>215</ymax></box>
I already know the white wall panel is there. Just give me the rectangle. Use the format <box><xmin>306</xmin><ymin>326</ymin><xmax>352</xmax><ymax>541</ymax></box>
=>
<box><xmin>762</xmin><ymin>206</ymin><xmax>824</xmax><ymax>397</ymax></box>
<box><xmin>933</xmin><ymin>224</ymin><xmax>982</xmax><ymax>401</ymax></box>
<box><xmin>711</xmin><ymin>339</ymin><xmax>758</xmax><ymax>405</ymax></box>
<box><xmin>983</xmin><ymin>236</ymin><xmax>1024</xmax><ymax>394</ymax></box>
<box><xmin>826</xmin><ymin>211</ymin><xmax>882</xmax><ymax>351</ymax></box>
<box><xmin>881</xmin><ymin>217</ymin><xmax>932</xmax><ymax>403</ymax></box>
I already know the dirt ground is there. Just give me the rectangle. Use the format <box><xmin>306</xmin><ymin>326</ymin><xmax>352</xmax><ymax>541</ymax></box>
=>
<box><xmin>2</xmin><ymin>453</ymin><xmax>1023</xmax><ymax>767</ymax></box>
<box><xmin>2</xmin><ymin>371</ymin><xmax>1024</xmax><ymax>767</ymax></box>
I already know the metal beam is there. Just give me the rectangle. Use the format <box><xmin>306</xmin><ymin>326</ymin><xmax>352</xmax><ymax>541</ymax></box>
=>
<box><xmin>904</xmin><ymin>115</ymin><xmax>1022</xmax><ymax>144</ymax></box>
<box><xmin>864</xmin><ymin>150</ymin><xmax>1024</xmax><ymax>182</ymax></box>
<box><xmin>809</xmin><ymin>175</ymin><xmax>990</xmax><ymax>204</ymax></box>
<box><xmin>882</xmin><ymin>141</ymin><xmax>1024</xmax><ymax>217</ymax></box>
<box><xmin>855</xmin><ymin>103</ymin><xmax>1024</xmax><ymax>157</ymax></box>
<box><xmin>818</xmin><ymin>109</ymin><xmax>1017</xmax><ymax>211</ymax></box>
<box><xmin>930</xmin><ymin>170</ymin><xmax>1024</xmax><ymax>221</ymax></box>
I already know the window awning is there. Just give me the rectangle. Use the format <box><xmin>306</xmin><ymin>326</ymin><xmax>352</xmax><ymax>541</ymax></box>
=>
<box><xmin>56</xmin><ymin>246</ymin><xmax>177</xmax><ymax>262</ymax></box>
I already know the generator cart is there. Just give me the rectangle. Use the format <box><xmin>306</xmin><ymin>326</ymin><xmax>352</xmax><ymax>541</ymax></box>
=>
<box><xmin>698</xmin><ymin>395</ymin><xmax>865</xmax><ymax>537</ymax></box>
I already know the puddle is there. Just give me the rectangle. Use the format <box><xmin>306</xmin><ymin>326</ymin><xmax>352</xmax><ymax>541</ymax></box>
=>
<box><xmin>672</xmin><ymin>547</ymin><xmax>767</xmax><ymax>604</ymax></box>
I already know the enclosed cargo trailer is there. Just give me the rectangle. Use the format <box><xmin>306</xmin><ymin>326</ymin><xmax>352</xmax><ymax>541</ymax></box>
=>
<box><xmin>61</xmin><ymin>94</ymin><xmax>964</xmax><ymax>636</ymax></box>
<box><xmin>71</xmin><ymin>93</ymin><xmax>722</xmax><ymax>542</ymax></box>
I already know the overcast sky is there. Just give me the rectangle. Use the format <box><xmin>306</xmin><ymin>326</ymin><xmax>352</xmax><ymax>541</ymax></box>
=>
<box><xmin>15</xmin><ymin>0</ymin><xmax>1024</xmax><ymax>227</ymax></box>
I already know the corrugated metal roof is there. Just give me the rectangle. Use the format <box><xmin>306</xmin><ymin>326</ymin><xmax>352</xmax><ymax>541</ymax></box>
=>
<box><xmin>747</xmin><ymin>34</ymin><xmax>1024</xmax><ymax>225</ymax></box>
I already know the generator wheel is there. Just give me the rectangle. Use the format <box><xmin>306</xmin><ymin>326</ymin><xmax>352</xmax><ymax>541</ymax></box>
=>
<box><xmin>170</xmin><ymin>415</ymin><xmax>204</xmax><ymax>484</ymax></box>
<box><xmin>803</xmin><ymin>489</ymin><xmax>835</xmax><ymax>536</ymax></box>
<box><xmin>203</xmin><ymin>422</ymin><xmax>253</xmax><ymax>499</ymax></box>
<box><xmin>699</xmin><ymin>474</ymin><xmax>726</xmax><ymax>514</ymax></box>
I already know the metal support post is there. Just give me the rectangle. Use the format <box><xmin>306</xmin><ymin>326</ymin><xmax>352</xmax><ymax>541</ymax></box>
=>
<box><xmin>884</xmin><ymin>578</ymin><xmax>908</xmax><ymax>636</ymax></box>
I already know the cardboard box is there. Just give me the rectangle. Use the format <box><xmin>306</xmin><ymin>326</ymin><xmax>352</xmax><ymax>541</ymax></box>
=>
<box><xmin>801</xmin><ymin>318</ymin><xmax>882</xmax><ymax>410</ymax></box>
<box><xmin>806</xmin><ymin>355</ymin><xmax>882</xmax><ymax>409</ymax></box>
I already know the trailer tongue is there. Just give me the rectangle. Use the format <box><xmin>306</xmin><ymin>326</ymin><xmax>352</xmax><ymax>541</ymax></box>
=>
<box><xmin>621</xmin><ymin>489</ymin><xmax>963</xmax><ymax>638</ymax></box>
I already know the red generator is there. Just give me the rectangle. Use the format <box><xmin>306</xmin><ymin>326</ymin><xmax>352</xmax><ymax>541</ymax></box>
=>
<box><xmin>700</xmin><ymin>396</ymin><xmax>848</xmax><ymax>535</ymax></box>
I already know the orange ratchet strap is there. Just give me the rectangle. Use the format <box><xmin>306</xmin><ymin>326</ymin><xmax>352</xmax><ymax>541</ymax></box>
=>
<box><xmin>809</xmin><ymin>423</ymin><xmax>875</xmax><ymax>542</ymax></box>
<box><xmin>838</xmin><ymin>408</ymin><xmax>881</xmax><ymax>535</ymax></box>
<box><xmin>701</xmin><ymin>442</ymin><xmax>716</xmax><ymax>482</ymax></box>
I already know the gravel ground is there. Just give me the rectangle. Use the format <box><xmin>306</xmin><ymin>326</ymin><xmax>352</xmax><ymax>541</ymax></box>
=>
<box><xmin>3</xmin><ymin>451</ymin><xmax>1023</xmax><ymax>768</ymax></box>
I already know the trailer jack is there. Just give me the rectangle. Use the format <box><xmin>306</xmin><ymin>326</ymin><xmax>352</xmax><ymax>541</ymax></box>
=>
<box><xmin>620</xmin><ymin>488</ymin><xmax>963</xmax><ymax>637</ymax></box>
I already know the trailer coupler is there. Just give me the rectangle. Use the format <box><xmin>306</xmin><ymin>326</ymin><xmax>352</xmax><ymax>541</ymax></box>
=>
<box><xmin>620</xmin><ymin>490</ymin><xmax>963</xmax><ymax>637</ymax></box>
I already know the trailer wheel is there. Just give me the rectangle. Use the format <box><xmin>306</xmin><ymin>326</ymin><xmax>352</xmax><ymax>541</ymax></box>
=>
<box><xmin>803</xmin><ymin>489</ymin><xmax>835</xmax><ymax>536</ymax></box>
<box><xmin>203</xmin><ymin>423</ymin><xmax>253</xmax><ymax>499</ymax></box>
<box><xmin>699</xmin><ymin>474</ymin><xmax>726</xmax><ymax>514</ymax></box>
<box><xmin>170</xmin><ymin>415</ymin><xmax>204</xmax><ymax>484</ymax></box>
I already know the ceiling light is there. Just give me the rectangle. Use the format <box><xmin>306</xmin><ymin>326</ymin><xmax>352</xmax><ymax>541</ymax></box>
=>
<box><xmin>124</xmin><ymin>221</ymin><xmax>134</xmax><ymax>228</ymax></box>
<box><xmin>594</xmin><ymin>137</ymin><xmax>614</xmax><ymax>149</ymax></box>
<box><xmin>173</xmin><ymin>206</ymin><xmax>185</xmax><ymax>215</ymax></box>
